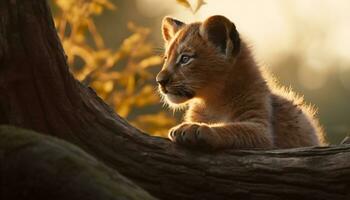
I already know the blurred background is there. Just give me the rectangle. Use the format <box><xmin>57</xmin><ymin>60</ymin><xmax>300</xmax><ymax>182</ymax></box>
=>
<box><xmin>50</xmin><ymin>0</ymin><xmax>350</xmax><ymax>144</ymax></box>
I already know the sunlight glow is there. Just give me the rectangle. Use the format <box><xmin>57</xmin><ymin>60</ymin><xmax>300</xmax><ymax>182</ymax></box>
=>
<box><xmin>137</xmin><ymin>0</ymin><xmax>350</xmax><ymax>69</ymax></box>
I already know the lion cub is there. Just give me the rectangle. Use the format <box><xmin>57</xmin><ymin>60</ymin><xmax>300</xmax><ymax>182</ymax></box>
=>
<box><xmin>156</xmin><ymin>15</ymin><xmax>326</xmax><ymax>149</ymax></box>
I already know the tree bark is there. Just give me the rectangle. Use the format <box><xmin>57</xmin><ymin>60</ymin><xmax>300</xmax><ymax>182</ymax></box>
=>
<box><xmin>0</xmin><ymin>0</ymin><xmax>349</xmax><ymax>200</ymax></box>
<box><xmin>0</xmin><ymin>126</ymin><xmax>157</xmax><ymax>200</ymax></box>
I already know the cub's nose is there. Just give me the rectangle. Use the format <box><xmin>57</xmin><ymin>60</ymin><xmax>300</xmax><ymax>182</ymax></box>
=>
<box><xmin>156</xmin><ymin>71</ymin><xmax>170</xmax><ymax>87</ymax></box>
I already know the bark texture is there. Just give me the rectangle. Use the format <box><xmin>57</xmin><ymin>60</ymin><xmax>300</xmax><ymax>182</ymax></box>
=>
<box><xmin>0</xmin><ymin>0</ymin><xmax>349</xmax><ymax>200</ymax></box>
<box><xmin>0</xmin><ymin>126</ymin><xmax>156</xmax><ymax>200</ymax></box>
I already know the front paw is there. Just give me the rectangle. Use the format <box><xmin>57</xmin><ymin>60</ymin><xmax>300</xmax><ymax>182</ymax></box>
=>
<box><xmin>168</xmin><ymin>123</ymin><xmax>217</xmax><ymax>148</ymax></box>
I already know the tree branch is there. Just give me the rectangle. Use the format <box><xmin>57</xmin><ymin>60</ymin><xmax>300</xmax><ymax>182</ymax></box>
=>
<box><xmin>0</xmin><ymin>126</ymin><xmax>157</xmax><ymax>200</ymax></box>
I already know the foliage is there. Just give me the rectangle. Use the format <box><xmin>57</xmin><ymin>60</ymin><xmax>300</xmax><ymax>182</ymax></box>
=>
<box><xmin>53</xmin><ymin>0</ymin><xmax>176</xmax><ymax>136</ymax></box>
<box><xmin>176</xmin><ymin>0</ymin><xmax>206</xmax><ymax>13</ymax></box>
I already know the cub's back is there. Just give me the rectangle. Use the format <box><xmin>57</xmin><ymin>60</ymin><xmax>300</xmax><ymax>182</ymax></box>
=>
<box><xmin>270</xmin><ymin>93</ymin><xmax>326</xmax><ymax>148</ymax></box>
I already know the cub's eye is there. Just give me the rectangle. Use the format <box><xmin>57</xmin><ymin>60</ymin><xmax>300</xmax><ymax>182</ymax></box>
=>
<box><xmin>179</xmin><ymin>55</ymin><xmax>192</xmax><ymax>65</ymax></box>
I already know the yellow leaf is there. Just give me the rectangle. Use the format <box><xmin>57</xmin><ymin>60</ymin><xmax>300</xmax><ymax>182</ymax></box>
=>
<box><xmin>90</xmin><ymin>3</ymin><xmax>103</xmax><ymax>15</ymax></box>
<box><xmin>193</xmin><ymin>0</ymin><xmax>206</xmax><ymax>13</ymax></box>
<box><xmin>176</xmin><ymin>0</ymin><xmax>191</xmax><ymax>9</ymax></box>
<box><xmin>95</xmin><ymin>0</ymin><xmax>116</xmax><ymax>10</ymax></box>
<box><xmin>117</xmin><ymin>103</ymin><xmax>131</xmax><ymax>118</ymax></box>
<box><xmin>103</xmin><ymin>80</ymin><xmax>114</xmax><ymax>93</ymax></box>
<box><xmin>138</xmin><ymin>56</ymin><xmax>162</xmax><ymax>69</ymax></box>
<box><xmin>120</xmin><ymin>33</ymin><xmax>142</xmax><ymax>54</ymax></box>
<box><xmin>75</xmin><ymin>32</ymin><xmax>85</xmax><ymax>43</ymax></box>
<box><xmin>134</xmin><ymin>85</ymin><xmax>159</xmax><ymax>107</ymax></box>
<box><xmin>55</xmin><ymin>0</ymin><xmax>74</xmax><ymax>11</ymax></box>
<box><xmin>127</xmin><ymin>22</ymin><xmax>150</xmax><ymax>34</ymax></box>
<box><xmin>126</xmin><ymin>76</ymin><xmax>135</xmax><ymax>94</ymax></box>
<box><xmin>98</xmin><ymin>72</ymin><xmax>121</xmax><ymax>81</ymax></box>
<box><xmin>132</xmin><ymin>43</ymin><xmax>153</xmax><ymax>58</ymax></box>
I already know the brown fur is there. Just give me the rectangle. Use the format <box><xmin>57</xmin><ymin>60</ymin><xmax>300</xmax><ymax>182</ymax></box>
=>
<box><xmin>156</xmin><ymin>15</ymin><xmax>326</xmax><ymax>150</ymax></box>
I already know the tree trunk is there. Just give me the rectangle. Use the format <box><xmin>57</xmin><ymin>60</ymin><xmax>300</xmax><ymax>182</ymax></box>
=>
<box><xmin>0</xmin><ymin>0</ymin><xmax>349</xmax><ymax>200</ymax></box>
<box><xmin>0</xmin><ymin>126</ymin><xmax>157</xmax><ymax>200</ymax></box>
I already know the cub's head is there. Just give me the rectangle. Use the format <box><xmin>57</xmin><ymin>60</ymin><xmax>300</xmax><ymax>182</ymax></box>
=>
<box><xmin>156</xmin><ymin>15</ymin><xmax>241</xmax><ymax>107</ymax></box>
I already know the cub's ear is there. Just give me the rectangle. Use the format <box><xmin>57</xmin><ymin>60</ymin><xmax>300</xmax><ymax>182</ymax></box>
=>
<box><xmin>162</xmin><ymin>16</ymin><xmax>185</xmax><ymax>43</ymax></box>
<box><xmin>200</xmin><ymin>15</ymin><xmax>241</xmax><ymax>58</ymax></box>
